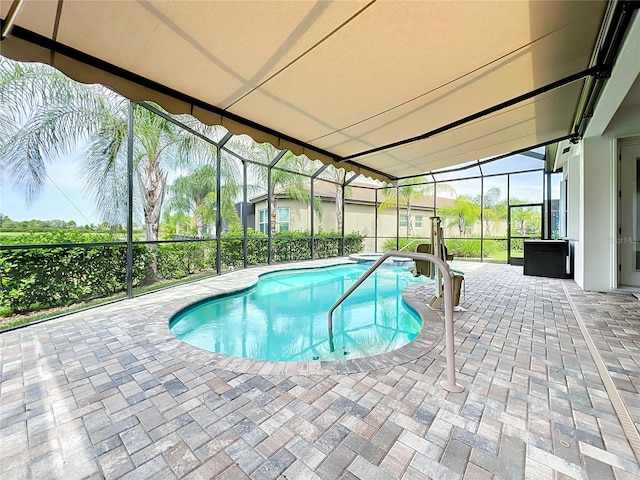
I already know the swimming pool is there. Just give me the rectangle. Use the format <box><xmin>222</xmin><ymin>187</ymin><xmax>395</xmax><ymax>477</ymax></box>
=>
<box><xmin>169</xmin><ymin>264</ymin><xmax>427</xmax><ymax>362</ymax></box>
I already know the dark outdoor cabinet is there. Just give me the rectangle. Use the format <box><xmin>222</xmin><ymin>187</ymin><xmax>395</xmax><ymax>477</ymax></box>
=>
<box><xmin>523</xmin><ymin>240</ymin><xmax>570</xmax><ymax>278</ymax></box>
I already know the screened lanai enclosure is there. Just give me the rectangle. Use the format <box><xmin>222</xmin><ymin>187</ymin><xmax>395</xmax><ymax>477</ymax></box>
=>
<box><xmin>1</xmin><ymin>58</ymin><xmax>560</xmax><ymax>320</ymax></box>
<box><xmin>1</xmin><ymin>0</ymin><xmax>620</xmax><ymax>321</ymax></box>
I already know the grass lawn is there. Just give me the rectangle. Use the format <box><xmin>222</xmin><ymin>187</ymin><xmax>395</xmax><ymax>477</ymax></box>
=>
<box><xmin>0</xmin><ymin>231</ymin><xmax>29</xmax><ymax>240</ymax></box>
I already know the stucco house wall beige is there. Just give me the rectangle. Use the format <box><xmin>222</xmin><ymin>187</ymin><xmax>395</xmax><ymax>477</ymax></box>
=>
<box><xmin>250</xmin><ymin>182</ymin><xmax>452</xmax><ymax>251</ymax></box>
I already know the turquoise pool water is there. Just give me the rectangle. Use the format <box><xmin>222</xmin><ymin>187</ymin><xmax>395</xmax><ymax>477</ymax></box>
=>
<box><xmin>169</xmin><ymin>264</ymin><xmax>426</xmax><ymax>362</ymax></box>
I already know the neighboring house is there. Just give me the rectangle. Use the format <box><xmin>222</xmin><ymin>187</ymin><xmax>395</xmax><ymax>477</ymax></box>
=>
<box><xmin>248</xmin><ymin>181</ymin><xmax>457</xmax><ymax>249</ymax></box>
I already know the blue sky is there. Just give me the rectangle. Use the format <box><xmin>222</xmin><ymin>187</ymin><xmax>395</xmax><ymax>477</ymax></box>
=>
<box><xmin>1</xmin><ymin>153</ymin><xmax>102</xmax><ymax>225</ymax></box>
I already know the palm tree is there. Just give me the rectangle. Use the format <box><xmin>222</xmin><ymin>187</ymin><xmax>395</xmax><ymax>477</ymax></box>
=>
<box><xmin>511</xmin><ymin>207</ymin><xmax>541</xmax><ymax>236</ymax></box>
<box><xmin>0</xmin><ymin>59</ymin><xmax>120</xmax><ymax>202</ymax></box>
<box><xmin>0</xmin><ymin>57</ymin><xmax>231</xmax><ymax>280</ymax></box>
<box><xmin>166</xmin><ymin>163</ymin><xmax>240</xmax><ymax>237</ymax></box>
<box><xmin>477</xmin><ymin>186</ymin><xmax>507</xmax><ymax>235</ymax></box>
<box><xmin>0</xmin><ymin>59</ymin><xmax>195</xmax><ymax>236</ymax></box>
<box><xmin>318</xmin><ymin>165</ymin><xmax>352</xmax><ymax>232</ymax></box>
<box><xmin>249</xmin><ymin>143</ymin><xmax>322</xmax><ymax>236</ymax></box>
<box><xmin>438</xmin><ymin>195</ymin><xmax>481</xmax><ymax>237</ymax></box>
<box><xmin>166</xmin><ymin>165</ymin><xmax>218</xmax><ymax>237</ymax></box>
<box><xmin>378</xmin><ymin>177</ymin><xmax>455</xmax><ymax>236</ymax></box>
<box><xmin>160</xmin><ymin>210</ymin><xmax>192</xmax><ymax>238</ymax></box>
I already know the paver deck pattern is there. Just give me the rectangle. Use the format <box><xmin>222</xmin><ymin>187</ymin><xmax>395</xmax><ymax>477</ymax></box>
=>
<box><xmin>1</xmin><ymin>259</ymin><xmax>640</xmax><ymax>479</ymax></box>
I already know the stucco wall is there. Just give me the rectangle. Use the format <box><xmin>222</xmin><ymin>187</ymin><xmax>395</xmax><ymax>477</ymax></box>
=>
<box><xmin>251</xmin><ymin>196</ymin><xmax>502</xmax><ymax>258</ymax></box>
<box><xmin>251</xmin><ymin>198</ymin><xmax>434</xmax><ymax>240</ymax></box>
<box><xmin>581</xmin><ymin>137</ymin><xmax>616</xmax><ymax>291</ymax></box>
<box><xmin>571</xmin><ymin>12</ymin><xmax>640</xmax><ymax>291</ymax></box>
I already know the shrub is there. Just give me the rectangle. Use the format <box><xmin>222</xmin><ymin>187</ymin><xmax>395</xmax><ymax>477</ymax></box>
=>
<box><xmin>0</xmin><ymin>227</ymin><xmax>366</xmax><ymax>315</ymax></box>
<box><xmin>273</xmin><ymin>231</ymin><xmax>312</xmax><ymax>262</ymax></box>
<box><xmin>381</xmin><ymin>237</ymin><xmax>430</xmax><ymax>252</ymax></box>
<box><xmin>482</xmin><ymin>239</ymin><xmax>507</xmax><ymax>257</ymax></box>
<box><xmin>220</xmin><ymin>226</ymin><xmax>268</xmax><ymax>267</ymax></box>
<box><xmin>444</xmin><ymin>238</ymin><xmax>482</xmax><ymax>258</ymax></box>
<box><xmin>313</xmin><ymin>232</ymin><xmax>341</xmax><ymax>258</ymax></box>
<box><xmin>444</xmin><ymin>238</ymin><xmax>509</xmax><ymax>259</ymax></box>
<box><xmin>156</xmin><ymin>241</ymin><xmax>213</xmax><ymax>279</ymax></box>
<box><xmin>1</xmin><ymin>229</ymin><xmax>116</xmax><ymax>245</ymax></box>
<box><xmin>273</xmin><ymin>230</ymin><xmax>364</xmax><ymax>260</ymax></box>
<box><xmin>510</xmin><ymin>238</ymin><xmax>524</xmax><ymax>252</ymax></box>
<box><xmin>1</xmin><ymin>243</ymin><xmax>151</xmax><ymax>313</ymax></box>
<box><xmin>343</xmin><ymin>232</ymin><xmax>365</xmax><ymax>255</ymax></box>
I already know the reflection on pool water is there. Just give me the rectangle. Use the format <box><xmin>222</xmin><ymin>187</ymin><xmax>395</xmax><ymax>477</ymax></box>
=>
<box><xmin>169</xmin><ymin>264</ymin><xmax>427</xmax><ymax>362</ymax></box>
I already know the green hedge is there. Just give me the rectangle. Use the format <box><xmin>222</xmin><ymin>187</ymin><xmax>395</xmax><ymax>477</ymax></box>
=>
<box><xmin>381</xmin><ymin>237</ymin><xmax>430</xmax><ymax>252</ymax></box>
<box><xmin>274</xmin><ymin>231</ymin><xmax>365</xmax><ymax>261</ymax></box>
<box><xmin>273</xmin><ymin>231</ymin><xmax>311</xmax><ymax>262</ymax></box>
<box><xmin>220</xmin><ymin>226</ymin><xmax>268</xmax><ymax>267</ymax></box>
<box><xmin>443</xmin><ymin>238</ymin><xmax>510</xmax><ymax>259</ymax></box>
<box><xmin>156</xmin><ymin>241</ymin><xmax>215</xmax><ymax>279</ymax></box>
<box><xmin>444</xmin><ymin>238</ymin><xmax>482</xmax><ymax>258</ymax></box>
<box><xmin>380</xmin><ymin>236</ymin><xmax>509</xmax><ymax>260</ymax></box>
<box><xmin>220</xmin><ymin>228</ymin><xmax>364</xmax><ymax>266</ymax></box>
<box><xmin>343</xmin><ymin>232</ymin><xmax>365</xmax><ymax>255</ymax></box>
<box><xmin>510</xmin><ymin>238</ymin><xmax>524</xmax><ymax>252</ymax></box>
<box><xmin>1</xmin><ymin>228</ymin><xmax>365</xmax><ymax>315</ymax></box>
<box><xmin>1</xmin><ymin>244</ymin><xmax>151</xmax><ymax>313</ymax></box>
<box><xmin>1</xmin><ymin>230</ymin><xmax>116</xmax><ymax>245</ymax></box>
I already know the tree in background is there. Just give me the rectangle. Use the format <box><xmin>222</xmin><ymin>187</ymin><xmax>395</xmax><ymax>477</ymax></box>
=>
<box><xmin>511</xmin><ymin>207</ymin><xmax>541</xmax><ymax>236</ymax></box>
<box><xmin>438</xmin><ymin>195</ymin><xmax>481</xmax><ymax>237</ymax></box>
<box><xmin>0</xmin><ymin>60</ymin><xmax>117</xmax><ymax>203</ymax></box>
<box><xmin>160</xmin><ymin>210</ymin><xmax>192</xmax><ymax>238</ymax></box>
<box><xmin>165</xmin><ymin>163</ymin><xmax>240</xmax><ymax>237</ymax></box>
<box><xmin>166</xmin><ymin>165</ymin><xmax>218</xmax><ymax>237</ymax></box>
<box><xmin>476</xmin><ymin>186</ymin><xmax>507</xmax><ymax>235</ymax></box>
<box><xmin>0</xmin><ymin>57</ymin><xmax>235</xmax><ymax>280</ymax></box>
<box><xmin>318</xmin><ymin>165</ymin><xmax>353</xmax><ymax>233</ymax></box>
<box><xmin>378</xmin><ymin>177</ymin><xmax>455</xmax><ymax>236</ymax></box>
<box><xmin>249</xmin><ymin>143</ymin><xmax>322</xmax><ymax>236</ymax></box>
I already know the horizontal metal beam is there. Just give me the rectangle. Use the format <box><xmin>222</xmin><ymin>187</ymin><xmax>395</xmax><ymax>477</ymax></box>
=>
<box><xmin>521</xmin><ymin>151</ymin><xmax>544</xmax><ymax>160</ymax></box>
<box><xmin>341</xmin><ymin>67</ymin><xmax>603</xmax><ymax>162</ymax></box>
<box><xmin>394</xmin><ymin>134</ymin><xmax>575</xmax><ymax>182</ymax></box>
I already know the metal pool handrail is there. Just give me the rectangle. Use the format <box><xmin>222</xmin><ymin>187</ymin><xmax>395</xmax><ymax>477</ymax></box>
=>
<box><xmin>328</xmin><ymin>251</ymin><xmax>464</xmax><ymax>393</ymax></box>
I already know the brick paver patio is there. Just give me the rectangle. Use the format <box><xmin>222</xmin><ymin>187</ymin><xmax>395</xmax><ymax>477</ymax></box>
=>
<box><xmin>1</xmin><ymin>259</ymin><xmax>639</xmax><ymax>479</ymax></box>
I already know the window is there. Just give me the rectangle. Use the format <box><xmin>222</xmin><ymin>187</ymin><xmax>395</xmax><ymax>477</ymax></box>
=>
<box><xmin>259</xmin><ymin>209</ymin><xmax>268</xmax><ymax>234</ymax></box>
<box><xmin>259</xmin><ymin>207</ymin><xmax>290</xmax><ymax>233</ymax></box>
<box><xmin>415</xmin><ymin>216</ymin><xmax>423</xmax><ymax>228</ymax></box>
<box><xmin>278</xmin><ymin>207</ymin><xmax>290</xmax><ymax>232</ymax></box>
<box><xmin>400</xmin><ymin>214</ymin><xmax>407</xmax><ymax>228</ymax></box>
